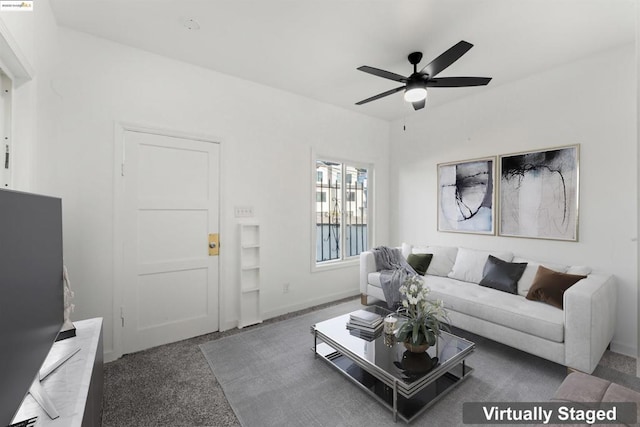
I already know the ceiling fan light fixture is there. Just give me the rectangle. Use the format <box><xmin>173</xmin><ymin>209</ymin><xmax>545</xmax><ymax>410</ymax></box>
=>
<box><xmin>404</xmin><ymin>86</ymin><xmax>427</xmax><ymax>103</ymax></box>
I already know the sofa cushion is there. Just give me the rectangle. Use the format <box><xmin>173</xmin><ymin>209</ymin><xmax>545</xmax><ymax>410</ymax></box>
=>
<box><xmin>401</xmin><ymin>242</ymin><xmax>412</xmax><ymax>259</ymax></box>
<box><xmin>526</xmin><ymin>266</ymin><xmax>587</xmax><ymax>309</ymax></box>
<box><xmin>551</xmin><ymin>371</ymin><xmax>640</xmax><ymax>407</ymax></box>
<box><xmin>368</xmin><ymin>272</ymin><xmax>382</xmax><ymax>288</ymax></box>
<box><xmin>407</xmin><ymin>253</ymin><xmax>432</xmax><ymax>276</ymax></box>
<box><xmin>426</xmin><ymin>275</ymin><xmax>564</xmax><ymax>342</ymax></box>
<box><xmin>479</xmin><ymin>255</ymin><xmax>528</xmax><ymax>294</ymax></box>
<box><xmin>412</xmin><ymin>246</ymin><xmax>458</xmax><ymax>277</ymax></box>
<box><xmin>603</xmin><ymin>382</ymin><xmax>640</xmax><ymax>405</ymax></box>
<box><xmin>566</xmin><ymin>265</ymin><xmax>592</xmax><ymax>276</ymax></box>
<box><xmin>513</xmin><ymin>257</ymin><xmax>569</xmax><ymax>297</ymax></box>
<box><xmin>448</xmin><ymin>247</ymin><xmax>514</xmax><ymax>284</ymax></box>
<box><xmin>551</xmin><ymin>372</ymin><xmax>612</xmax><ymax>402</ymax></box>
<box><xmin>538</xmin><ymin>372</ymin><xmax>640</xmax><ymax>427</ymax></box>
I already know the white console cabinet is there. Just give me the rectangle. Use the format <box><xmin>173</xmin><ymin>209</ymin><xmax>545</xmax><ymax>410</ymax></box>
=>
<box><xmin>12</xmin><ymin>318</ymin><xmax>104</xmax><ymax>427</ymax></box>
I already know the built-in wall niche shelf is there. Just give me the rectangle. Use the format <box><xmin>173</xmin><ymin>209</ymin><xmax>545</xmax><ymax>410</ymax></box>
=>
<box><xmin>239</xmin><ymin>222</ymin><xmax>261</xmax><ymax>328</ymax></box>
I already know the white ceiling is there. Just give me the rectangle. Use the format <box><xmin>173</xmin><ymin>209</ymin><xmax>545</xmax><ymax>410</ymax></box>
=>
<box><xmin>49</xmin><ymin>0</ymin><xmax>636</xmax><ymax>121</ymax></box>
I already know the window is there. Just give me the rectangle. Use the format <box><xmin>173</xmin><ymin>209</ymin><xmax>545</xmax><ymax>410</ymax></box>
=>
<box><xmin>315</xmin><ymin>159</ymin><xmax>369</xmax><ymax>264</ymax></box>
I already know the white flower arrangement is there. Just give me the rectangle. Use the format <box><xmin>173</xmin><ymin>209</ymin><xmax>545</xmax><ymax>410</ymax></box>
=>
<box><xmin>396</xmin><ymin>275</ymin><xmax>449</xmax><ymax>347</ymax></box>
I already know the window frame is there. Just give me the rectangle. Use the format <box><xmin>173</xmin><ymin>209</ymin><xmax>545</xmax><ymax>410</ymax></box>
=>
<box><xmin>311</xmin><ymin>152</ymin><xmax>374</xmax><ymax>272</ymax></box>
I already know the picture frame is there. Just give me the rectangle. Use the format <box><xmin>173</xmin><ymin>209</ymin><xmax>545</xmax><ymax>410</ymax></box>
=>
<box><xmin>437</xmin><ymin>156</ymin><xmax>495</xmax><ymax>235</ymax></box>
<box><xmin>498</xmin><ymin>144</ymin><xmax>579</xmax><ymax>241</ymax></box>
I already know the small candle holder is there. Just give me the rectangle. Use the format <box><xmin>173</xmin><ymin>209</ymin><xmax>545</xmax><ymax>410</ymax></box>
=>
<box><xmin>383</xmin><ymin>314</ymin><xmax>397</xmax><ymax>335</ymax></box>
<box><xmin>383</xmin><ymin>332</ymin><xmax>396</xmax><ymax>348</ymax></box>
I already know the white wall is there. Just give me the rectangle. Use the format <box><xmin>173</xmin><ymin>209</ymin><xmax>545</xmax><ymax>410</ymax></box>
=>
<box><xmin>389</xmin><ymin>44</ymin><xmax>637</xmax><ymax>356</ymax></box>
<box><xmin>0</xmin><ymin>0</ymin><xmax>58</xmax><ymax>192</ymax></box>
<box><xmin>37</xmin><ymin>28</ymin><xmax>390</xmax><ymax>360</ymax></box>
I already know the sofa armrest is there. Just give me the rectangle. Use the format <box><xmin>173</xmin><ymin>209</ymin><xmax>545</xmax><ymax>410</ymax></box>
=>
<box><xmin>563</xmin><ymin>274</ymin><xmax>617</xmax><ymax>373</ymax></box>
<box><xmin>359</xmin><ymin>251</ymin><xmax>377</xmax><ymax>294</ymax></box>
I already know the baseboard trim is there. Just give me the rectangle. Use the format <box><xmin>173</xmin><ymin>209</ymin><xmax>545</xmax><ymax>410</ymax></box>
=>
<box><xmin>610</xmin><ymin>341</ymin><xmax>637</xmax><ymax>359</ymax></box>
<box><xmin>104</xmin><ymin>349</ymin><xmax>118</xmax><ymax>363</ymax></box>
<box><xmin>261</xmin><ymin>290</ymin><xmax>360</xmax><ymax>321</ymax></box>
<box><xmin>220</xmin><ymin>320</ymin><xmax>237</xmax><ymax>332</ymax></box>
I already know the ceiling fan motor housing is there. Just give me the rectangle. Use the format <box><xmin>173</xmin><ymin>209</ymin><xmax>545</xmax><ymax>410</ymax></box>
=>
<box><xmin>405</xmin><ymin>74</ymin><xmax>426</xmax><ymax>91</ymax></box>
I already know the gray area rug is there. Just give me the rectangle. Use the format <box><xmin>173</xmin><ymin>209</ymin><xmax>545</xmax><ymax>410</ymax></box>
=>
<box><xmin>201</xmin><ymin>300</ymin><xmax>575</xmax><ymax>427</ymax></box>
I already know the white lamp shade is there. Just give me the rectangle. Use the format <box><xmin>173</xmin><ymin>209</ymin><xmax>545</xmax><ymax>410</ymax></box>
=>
<box><xmin>404</xmin><ymin>87</ymin><xmax>427</xmax><ymax>103</ymax></box>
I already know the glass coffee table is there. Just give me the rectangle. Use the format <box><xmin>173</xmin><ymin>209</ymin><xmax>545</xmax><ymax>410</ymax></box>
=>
<box><xmin>312</xmin><ymin>306</ymin><xmax>474</xmax><ymax>423</ymax></box>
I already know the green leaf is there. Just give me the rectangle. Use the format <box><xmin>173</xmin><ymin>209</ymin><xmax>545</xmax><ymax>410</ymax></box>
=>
<box><xmin>420</xmin><ymin>323</ymin><xmax>428</xmax><ymax>338</ymax></box>
<box><xmin>427</xmin><ymin>331</ymin><xmax>436</xmax><ymax>346</ymax></box>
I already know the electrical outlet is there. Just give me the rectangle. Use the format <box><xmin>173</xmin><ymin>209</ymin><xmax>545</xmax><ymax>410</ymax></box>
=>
<box><xmin>283</xmin><ymin>283</ymin><xmax>290</xmax><ymax>293</ymax></box>
<box><xmin>234</xmin><ymin>206</ymin><xmax>254</xmax><ymax>218</ymax></box>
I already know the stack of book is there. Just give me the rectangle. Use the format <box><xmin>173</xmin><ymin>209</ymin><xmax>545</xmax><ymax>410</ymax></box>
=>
<box><xmin>346</xmin><ymin>309</ymin><xmax>383</xmax><ymax>341</ymax></box>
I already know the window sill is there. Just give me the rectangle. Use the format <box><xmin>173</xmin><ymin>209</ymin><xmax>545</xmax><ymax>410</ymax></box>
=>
<box><xmin>312</xmin><ymin>258</ymin><xmax>359</xmax><ymax>273</ymax></box>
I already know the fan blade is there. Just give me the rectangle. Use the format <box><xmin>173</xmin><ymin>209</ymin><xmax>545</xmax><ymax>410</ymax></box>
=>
<box><xmin>420</xmin><ymin>40</ymin><xmax>473</xmax><ymax>77</ymax></box>
<box><xmin>412</xmin><ymin>99</ymin><xmax>426</xmax><ymax>110</ymax></box>
<box><xmin>355</xmin><ymin>86</ymin><xmax>405</xmax><ymax>105</ymax></box>
<box><xmin>426</xmin><ymin>77</ymin><xmax>492</xmax><ymax>87</ymax></box>
<box><xmin>357</xmin><ymin>66</ymin><xmax>407</xmax><ymax>83</ymax></box>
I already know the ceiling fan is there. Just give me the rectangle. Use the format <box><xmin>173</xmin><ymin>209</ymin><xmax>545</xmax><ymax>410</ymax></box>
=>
<box><xmin>355</xmin><ymin>40</ymin><xmax>492</xmax><ymax>111</ymax></box>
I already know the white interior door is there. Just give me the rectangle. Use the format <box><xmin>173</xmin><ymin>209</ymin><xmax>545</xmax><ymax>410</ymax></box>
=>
<box><xmin>121</xmin><ymin>130</ymin><xmax>219</xmax><ymax>354</ymax></box>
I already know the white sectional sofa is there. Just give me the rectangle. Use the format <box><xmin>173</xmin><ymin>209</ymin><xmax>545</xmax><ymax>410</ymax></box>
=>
<box><xmin>359</xmin><ymin>244</ymin><xmax>617</xmax><ymax>373</ymax></box>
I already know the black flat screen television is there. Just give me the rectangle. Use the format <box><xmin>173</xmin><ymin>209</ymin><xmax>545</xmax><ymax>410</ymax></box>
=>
<box><xmin>0</xmin><ymin>189</ymin><xmax>64</xmax><ymax>426</ymax></box>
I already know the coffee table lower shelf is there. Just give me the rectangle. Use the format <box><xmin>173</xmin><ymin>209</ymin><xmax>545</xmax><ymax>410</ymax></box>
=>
<box><xmin>315</xmin><ymin>343</ymin><xmax>473</xmax><ymax>423</ymax></box>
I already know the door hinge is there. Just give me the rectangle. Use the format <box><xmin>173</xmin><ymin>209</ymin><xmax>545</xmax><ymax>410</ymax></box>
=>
<box><xmin>4</xmin><ymin>144</ymin><xmax>8</xmax><ymax>169</ymax></box>
<box><xmin>120</xmin><ymin>306</ymin><xmax>125</xmax><ymax>327</ymax></box>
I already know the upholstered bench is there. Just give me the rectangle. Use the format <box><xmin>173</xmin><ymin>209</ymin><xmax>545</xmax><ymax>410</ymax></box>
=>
<box><xmin>536</xmin><ymin>372</ymin><xmax>640</xmax><ymax>427</ymax></box>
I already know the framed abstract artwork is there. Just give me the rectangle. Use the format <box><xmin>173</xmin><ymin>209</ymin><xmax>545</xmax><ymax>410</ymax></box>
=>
<box><xmin>498</xmin><ymin>145</ymin><xmax>579</xmax><ymax>241</ymax></box>
<box><xmin>438</xmin><ymin>157</ymin><xmax>495</xmax><ymax>235</ymax></box>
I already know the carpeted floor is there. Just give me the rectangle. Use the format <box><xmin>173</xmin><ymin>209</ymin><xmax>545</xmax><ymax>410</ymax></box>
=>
<box><xmin>102</xmin><ymin>297</ymin><xmax>357</xmax><ymax>426</ymax></box>
<box><xmin>102</xmin><ymin>296</ymin><xmax>637</xmax><ymax>426</ymax></box>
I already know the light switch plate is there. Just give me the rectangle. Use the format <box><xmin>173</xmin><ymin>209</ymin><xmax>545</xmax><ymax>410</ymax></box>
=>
<box><xmin>234</xmin><ymin>206</ymin><xmax>254</xmax><ymax>217</ymax></box>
